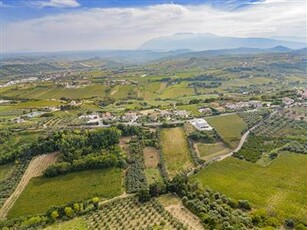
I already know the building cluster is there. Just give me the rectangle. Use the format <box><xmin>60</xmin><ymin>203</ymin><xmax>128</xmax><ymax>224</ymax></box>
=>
<box><xmin>104</xmin><ymin>79</ymin><xmax>138</xmax><ymax>86</ymax></box>
<box><xmin>0</xmin><ymin>77</ymin><xmax>38</xmax><ymax>88</ymax></box>
<box><xmin>78</xmin><ymin>109</ymin><xmax>191</xmax><ymax>125</ymax></box>
<box><xmin>224</xmin><ymin>100</ymin><xmax>262</xmax><ymax>110</ymax></box>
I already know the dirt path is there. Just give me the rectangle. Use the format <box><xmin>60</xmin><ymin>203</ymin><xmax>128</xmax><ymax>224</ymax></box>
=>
<box><xmin>0</xmin><ymin>152</ymin><xmax>58</xmax><ymax>219</ymax></box>
<box><xmin>166</xmin><ymin>204</ymin><xmax>204</xmax><ymax>230</ymax></box>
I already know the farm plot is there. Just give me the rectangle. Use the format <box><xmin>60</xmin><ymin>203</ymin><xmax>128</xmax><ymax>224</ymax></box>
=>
<box><xmin>8</xmin><ymin>168</ymin><xmax>123</xmax><ymax>218</ymax></box>
<box><xmin>87</xmin><ymin>196</ymin><xmax>188</xmax><ymax>229</ymax></box>
<box><xmin>0</xmin><ymin>153</ymin><xmax>58</xmax><ymax>219</ymax></box>
<box><xmin>196</xmin><ymin>142</ymin><xmax>230</xmax><ymax>161</ymax></box>
<box><xmin>158</xmin><ymin>194</ymin><xmax>204</xmax><ymax>230</ymax></box>
<box><xmin>143</xmin><ymin>147</ymin><xmax>162</xmax><ymax>184</ymax></box>
<box><xmin>191</xmin><ymin>152</ymin><xmax>307</xmax><ymax>224</ymax></box>
<box><xmin>45</xmin><ymin>217</ymin><xmax>89</xmax><ymax>230</ymax></box>
<box><xmin>160</xmin><ymin>128</ymin><xmax>194</xmax><ymax>177</ymax></box>
<box><xmin>206</xmin><ymin>114</ymin><xmax>247</xmax><ymax>148</ymax></box>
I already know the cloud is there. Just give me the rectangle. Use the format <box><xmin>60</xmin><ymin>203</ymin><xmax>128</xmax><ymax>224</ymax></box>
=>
<box><xmin>2</xmin><ymin>0</ymin><xmax>306</xmax><ymax>52</ymax></box>
<box><xmin>32</xmin><ymin>0</ymin><xmax>80</xmax><ymax>8</ymax></box>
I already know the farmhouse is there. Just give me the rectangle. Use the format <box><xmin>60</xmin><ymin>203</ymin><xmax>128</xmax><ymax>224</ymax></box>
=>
<box><xmin>189</xmin><ymin>118</ymin><xmax>213</xmax><ymax>131</ymax></box>
<box><xmin>122</xmin><ymin>112</ymin><xmax>138</xmax><ymax>122</ymax></box>
<box><xmin>198</xmin><ymin>107</ymin><xmax>212</xmax><ymax>115</ymax></box>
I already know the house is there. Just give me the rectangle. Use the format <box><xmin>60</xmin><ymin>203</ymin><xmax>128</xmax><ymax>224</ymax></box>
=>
<box><xmin>122</xmin><ymin>112</ymin><xmax>138</xmax><ymax>122</ymax></box>
<box><xmin>249</xmin><ymin>100</ymin><xmax>262</xmax><ymax>108</ymax></box>
<box><xmin>189</xmin><ymin>118</ymin><xmax>213</xmax><ymax>131</ymax></box>
<box><xmin>102</xmin><ymin>112</ymin><xmax>114</xmax><ymax>120</ymax></box>
<box><xmin>198</xmin><ymin>107</ymin><xmax>212</xmax><ymax>115</ymax></box>
<box><xmin>79</xmin><ymin>114</ymin><xmax>99</xmax><ymax>120</ymax></box>
<box><xmin>173</xmin><ymin>110</ymin><xmax>189</xmax><ymax>118</ymax></box>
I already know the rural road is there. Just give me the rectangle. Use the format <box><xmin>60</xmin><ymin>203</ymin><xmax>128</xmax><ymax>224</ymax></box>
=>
<box><xmin>0</xmin><ymin>153</ymin><xmax>57</xmax><ymax>219</ymax></box>
<box><xmin>187</xmin><ymin>109</ymin><xmax>278</xmax><ymax>176</ymax></box>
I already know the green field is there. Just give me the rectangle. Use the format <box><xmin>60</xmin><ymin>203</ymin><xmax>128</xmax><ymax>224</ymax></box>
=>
<box><xmin>160</xmin><ymin>127</ymin><xmax>193</xmax><ymax>177</ymax></box>
<box><xmin>145</xmin><ymin>168</ymin><xmax>163</xmax><ymax>184</ymax></box>
<box><xmin>191</xmin><ymin>152</ymin><xmax>307</xmax><ymax>224</ymax></box>
<box><xmin>206</xmin><ymin>114</ymin><xmax>247</xmax><ymax>148</ymax></box>
<box><xmin>45</xmin><ymin>217</ymin><xmax>89</xmax><ymax>230</ymax></box>
<box><xmin>8</xmin><ymin>168</ymin><xmax>123</xmax><ymax>218</ymax></box>
<box><xmin>196</xmin><ymin>142</ymin><xmax>230</xmax><ymax>160</ymax></box>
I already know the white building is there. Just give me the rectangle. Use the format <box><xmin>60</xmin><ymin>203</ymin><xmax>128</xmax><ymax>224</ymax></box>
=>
<box><xmin>189</xmin><ymin>118</ymin><xmax>213</xmax><ymax>131</ymax></box>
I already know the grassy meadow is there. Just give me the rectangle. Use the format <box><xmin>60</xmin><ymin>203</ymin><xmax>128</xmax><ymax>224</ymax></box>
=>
<box><xmin>206</xmin><ymin>114</ymin><xmax>247</xmax><ymax>148</ymax></box>
<box><xmin>143</xmin><ymin>147</ymin><xmax>162</xmax><ymax>184</ymax></box>
<box><xmin>8</xmin><ymin>168</ymin><xmax>123</xmax><ymax>218</ymax></box>
<box><xmin>45</xmin><ymin>217</ymin><xmax>89</xmax><ymax>230</ymax></box>
<box><xmin>191</xmin><ymin>152</ymin><xmax>307</xmax><ymax>224</ymax></box>
<box><xmin>160</xmin><ymin>127</ymin><xmax>193</xmax><ymax>177</ymax></box>
<box><xmin>196</xmin><ymin>142</ymin><xmax>230</xmax><ymax>160</ymax></box>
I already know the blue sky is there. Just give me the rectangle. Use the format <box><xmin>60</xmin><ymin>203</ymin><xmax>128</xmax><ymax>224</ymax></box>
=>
<box><xmin>1</xmin><ymin>0</ymin><xmax>306</xmax><ymax>52</ymax></box>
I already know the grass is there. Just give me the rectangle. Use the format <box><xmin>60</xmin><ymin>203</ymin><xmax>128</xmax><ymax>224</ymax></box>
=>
<box><xmin>160</xmin><ymin>127</ymin><xmax>193</xmax><ymax>177</ymax></box>
<box><xmin>0</xmin><ymin>163</ymin><xmax>16</xmax><ymax>181</ymax></box>
<box><xmin>196</xmin><ymin>142</ymin><xmax>230</xmax><ymax>160</ymax></box>
<box><xmin>191</xmin><ymin>152</ymin><xmax>307</xmax><ymax>224</ymax></box>
<box><xmin>8</xmin><ymin>168</ymin><xmax>123</xmax><ymax>218</ymax></box>
<box><xmin>206</xmin><ymin>114</ymin><xmax>247</xmax><ymax>148</ymax></box>
<box><xmin>143</xmin><ymin>147</ymin><xmax>162</xmax><ymax>184</ymax></box>
<box><xmin>145</xmin><ymin>168</ymin><xmax>163</xmax><ymax>184</ymax></box>
<box><xmin>45</xmin><ymin>217</ymin><xmax>89</xmax><ymax>230</ymax></box>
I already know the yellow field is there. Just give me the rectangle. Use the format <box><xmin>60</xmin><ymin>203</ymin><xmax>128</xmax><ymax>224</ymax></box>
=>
<box><xmin>160</xmin><ymin>127</ymin><xmax>193</xmax><ymax>177</ymax></box>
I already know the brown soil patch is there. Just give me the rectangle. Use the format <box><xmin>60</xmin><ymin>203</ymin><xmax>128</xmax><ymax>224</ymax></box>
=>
<box><xmin>119</xmin><ymin>137</ymin><xmax>131</xmax><ymax>152</ymax></box>
<box><xmin>143</xmin><ymin>147</ymin><xmax>160</xmax><ymax>168</ymax></box>
<box><xmin>0</xmin><ymin>152</ymin><xmax>58</xmax><ymax>219</ymax></box>
<box><xmin>166</xmin><ymin>204</ymin><xmax>204</xmax><ymax>230</ymax></box>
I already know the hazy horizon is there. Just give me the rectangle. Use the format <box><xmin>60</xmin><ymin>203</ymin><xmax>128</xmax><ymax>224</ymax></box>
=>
<box><xmin>1</xmin><ymin>0</ymin><xmax>306</xmax><ymax>53</ymax></box>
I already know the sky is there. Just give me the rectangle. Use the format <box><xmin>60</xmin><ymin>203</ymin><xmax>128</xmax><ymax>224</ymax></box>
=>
<box><xmin>0</xmin><ymin>0</ymin><xmax>306</xmax><ymax>52</ymax></box>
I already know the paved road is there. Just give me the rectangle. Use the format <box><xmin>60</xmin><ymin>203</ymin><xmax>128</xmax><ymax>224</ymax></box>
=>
<box><xmin>187</xmin><ymin>109</ymin><xmax>278</xmax><ymax>176</ymax></box>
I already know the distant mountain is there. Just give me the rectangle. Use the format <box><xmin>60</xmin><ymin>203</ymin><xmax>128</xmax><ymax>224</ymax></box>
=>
<box><xmin>139</xmin><ymin>33</ymin><xmax>306</xmax><ymax>51</ymax></box>
<box><xmin>167</xmin><ymin>46</ymin><xmax>294</xmax><ymax>58</ymax></box>
<box><xmin>291</xmin><ymin>47</ymin><xmax>307</xmax><ymax>55</ymax></box>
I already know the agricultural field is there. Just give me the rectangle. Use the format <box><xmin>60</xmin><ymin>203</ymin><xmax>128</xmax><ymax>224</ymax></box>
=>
<box><xmin>206</xmin><ymin>114</ymin><xmax>247</xmax><ymax>148</ymax></box>
<box><xmin>45</xmin><ymin>217</ymin><xmax>89</xmax><ymax>230</ymax></box>
<box><xmin>160</xmin><ymin>128</ymin><xmax>194</xmax><ymax>177</ymax></box>
<box><xmin>0</xmin><ymin>153</ymin><xmax>58</xmax><ymax>219</ymax></box>
<box><xmin>191</xmin><ymin>152</ymin><xmax>307</xmax><ymax>225</ymax></box>
<box><xmin>143</xmin><ymin>147</ymin><xmax>162</xmax><ymax>184</ymax></box>
<box><xmin>157</xmin><ymin>194</ymin><xmax>204</xmax><ymax>230</ymax></box>
<box><xmin>8</xmin><ymin>168</ymin><xmax>123</xmax><ymax>218</ymax></box>
<box><xmin>196</xmin><ymin>142</ymin><xmax>230</xmax><ymax>161</ymax></box>
<box><xmin>86</xmin><ymin>196</ymin><xmax>188</xmax><ymax>230</ymax></box>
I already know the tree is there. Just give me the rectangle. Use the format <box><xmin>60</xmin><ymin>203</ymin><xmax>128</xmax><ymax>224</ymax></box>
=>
<box><xmin>238</xmin><ymin>200</ymin><xmax>251</xmax><ymax>210</ymax></box>
<box><xmin>64</xmin><ymin>207</ymin><xmax>74</xmax><ymax>218</ymax></box>
<box><xmin>50</xmin><ymin>210</ymin><xmax>59</xmax><ymax>220</ymax></box>
<box><xmin>137</xmin><ymin>189</ymin><xmax>150</xmax><ymax>202</ymax></box>
<box><xmin>92</xmin><ymin>197</ymin><xmax>100</xmax><ymax>209</ymax></box>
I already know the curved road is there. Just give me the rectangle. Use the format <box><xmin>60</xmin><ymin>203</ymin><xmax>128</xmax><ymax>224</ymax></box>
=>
<box><xmin>187</xmin><ymin>110</ymin><xmax>277</xmax><ymax>176</ymax></box>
